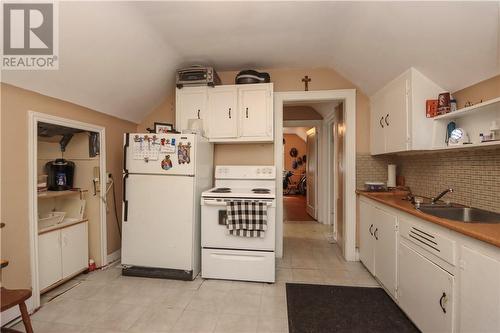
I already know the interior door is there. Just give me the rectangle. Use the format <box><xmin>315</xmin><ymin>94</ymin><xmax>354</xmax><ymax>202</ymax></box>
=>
<box><xmin>61</xmin><ymin>222</ymin><xmax>88</xmax><ymax>278</ymax></box>
<box><xmin>336</xmin><ymin>107</ymin><xmax>345</xmax><ymax>249</ymax></box>
<box><xmin>122</xmin><ymin>174</ymin><xmax>195</xmax><ymax>270</ymax></box>
<box><xmin>38</xmin><ymin>230</ymin><xmax>63</xmax><ymax>290</ymax></box>
<box><xmin>176</xmin><ymin>87</ymin><xmax>207</xmax><ymax>132</ymax></box>
<box><xmin>239</xmin><ymin>85</ymin><xmax>270</xmax><ymax>137</ymax></box>
<box><xmin>359</xmin><ymin>201</ymin><xmax>375</xmax><ymax>275</ymax></box>
<box><xmin>207</xmin><ymin>86</ymin><xmax>238</xmax><ymax>138</ymax></box>
<box><xmin>399</xmin><ymin>242</ymin><xmax>454</xmax><ymax>333</ymax></box>
<box><xmin>306</xmin><ymin>128</ymin><xmax>317</xmax><ymax>219</ymax></box>
<box><xmin>373</xmin><ymin>207</ymin><xmax>397</xmax><ymax>297</ymax></box>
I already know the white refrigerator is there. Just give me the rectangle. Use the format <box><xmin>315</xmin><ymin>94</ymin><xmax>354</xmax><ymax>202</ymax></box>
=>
<box><xmin>121</xmin><ymin>133</ymin><xmax>213</xmax><ymax>280</ymax></box>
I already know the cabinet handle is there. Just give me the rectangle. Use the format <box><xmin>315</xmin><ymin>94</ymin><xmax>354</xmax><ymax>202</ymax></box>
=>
<box><xmin>374</xmin><ymin>228</ymin><xmax>379</xmax><ymax>240</ymax></box>
<box><xmin>380</xmin><ymin>116</ymin><xmax>384</xmax><ymax>128</ymax></box>
<box><xmin>197</xmin><ymin>109</ymin><xmax>200</xmax><ymax>119</ymax></box>
<box><xmin>369</xmin><ymin>224</ymin><xmax>374</xmax><ymax>236</ymax></box>
<box><xmin>228</xmin><ymin>107</ymin><xmax>231</xmax><ymax>119</ymax></box>
<box><xmin>385</xmin><ymin>114</ymin><xmax>389</xmax><ymax>126</ymax></box>
<box><xmin>123</xmin><ymin>173</ymin><xmax>129</xmax><ymax>222</ymax></box>
<box><xmin>439</xmin><ymin>292</ymin><xmax>447</xmax><ymax>313</ymax></box>
<box><xmin>245</xmin><ymin>107</ymin><xmax>249</xmax><ymax>118</ymax></box>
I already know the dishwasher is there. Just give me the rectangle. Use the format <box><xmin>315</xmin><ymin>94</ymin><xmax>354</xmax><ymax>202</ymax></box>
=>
<box><xmin>398</xmin><ymin>218</ymin><xmax>456</xmax><ymax>333</ymax></box>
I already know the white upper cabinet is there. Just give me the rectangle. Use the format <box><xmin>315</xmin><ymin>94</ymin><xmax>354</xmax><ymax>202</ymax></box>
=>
<box><xmin>239</xmin><ymin>84</ymin><xmax>273</xmax><ymax>139</ymax></box>
<box><xmin>207</xmin><ymin>86</ymin><xmax>238</xmax><ymax>139</ymax></box>
<box><xmin>175</xmin><ymin>86</ymin><xmax>208</xmax><ymax>133</ymax></box>
<box><xmin>370</xmin><ymin>68</ymin><xmax>444</xmax><ymax>155</ymax></box>
<box><xmin>175</xmin><ymin>83</ymin><xmax>273</xmax><ymax>143</ymax></box>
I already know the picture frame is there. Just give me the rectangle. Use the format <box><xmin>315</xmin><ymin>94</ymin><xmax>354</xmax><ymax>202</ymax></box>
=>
<box><xmin>154</xmin><ymin>122</ymin><xmax>174</xmax><ymax>134</ymax></box>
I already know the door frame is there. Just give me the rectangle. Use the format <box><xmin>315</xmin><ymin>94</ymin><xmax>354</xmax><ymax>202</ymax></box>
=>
<box><xmin>274</xmin><ymin>90</ymin><xmax>356</xmax><ymax>261</ymax></box>
<box><xmin>28</xmin><ymin>111</ymin><xmax>107</xmax><ymax>309</ymax></box>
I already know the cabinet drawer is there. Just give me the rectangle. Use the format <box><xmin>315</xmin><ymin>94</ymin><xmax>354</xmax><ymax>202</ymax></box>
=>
<box><xmin>400</xmin><ymin>218</ymin><xmax>456</xmax><ymax>266</ymax></box>
<box><xmin>202</xmin><ymin>249</ymin><xmax>275</xmax><ymax>283</ymax></box>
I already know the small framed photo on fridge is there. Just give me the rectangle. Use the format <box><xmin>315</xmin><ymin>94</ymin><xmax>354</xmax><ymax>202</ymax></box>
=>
<box><xmin>154</xmin><ymin>122</ymin><xmax>174</xmax><ymax>134</ymax></box>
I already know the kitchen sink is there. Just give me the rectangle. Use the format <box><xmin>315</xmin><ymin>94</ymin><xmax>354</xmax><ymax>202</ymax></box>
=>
<box><xmin>418</xmin><ymin>206</ymin><xmax>500</xmax><ymax>224</ymax></box>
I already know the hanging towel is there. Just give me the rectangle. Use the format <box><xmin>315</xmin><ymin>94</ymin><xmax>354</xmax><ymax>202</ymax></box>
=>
<box><xmin>226</xmin><ymin>201</ymin><xmax>268</xmax><ymax>238</ymax></box>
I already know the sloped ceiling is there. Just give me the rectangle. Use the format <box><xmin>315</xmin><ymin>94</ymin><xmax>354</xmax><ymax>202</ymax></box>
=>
<box><xmin>2</xmin><ymin>1</ymin><xmax>499</xmax><ymax>123</ymax></box>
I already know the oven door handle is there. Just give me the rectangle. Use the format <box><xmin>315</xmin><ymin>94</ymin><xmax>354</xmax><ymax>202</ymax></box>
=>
<box><xmin>203</xmin><ymin>200</ymin><xmax>273</xmax><ymax>207</ymax></box>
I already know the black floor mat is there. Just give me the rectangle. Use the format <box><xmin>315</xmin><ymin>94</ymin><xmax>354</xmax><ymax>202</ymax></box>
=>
<box><xmin>286</xmin><ymin>283</ymin><xmax>420</xmax><ymax>333</ymax></box>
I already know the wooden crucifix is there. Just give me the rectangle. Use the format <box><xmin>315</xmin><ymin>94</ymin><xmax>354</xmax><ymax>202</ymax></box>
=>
<box><xmin>302</xmin><ymin>75</ymin><xmax>311</xmax><ymax>91</ymax></box>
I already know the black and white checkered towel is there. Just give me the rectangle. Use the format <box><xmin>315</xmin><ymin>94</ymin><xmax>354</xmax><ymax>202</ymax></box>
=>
<box><xmin>226</xmin><ymin>201</ymin><xmax>268</xmax><ymax>238</ymax></box>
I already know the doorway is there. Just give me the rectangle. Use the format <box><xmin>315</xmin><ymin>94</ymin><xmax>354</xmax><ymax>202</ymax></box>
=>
<box><xmin>283</xmin><ymin>126</ymin><xmax>316</xmax><ymax>222</ymax></box>
<box><xmin>274</xmin><ymin>90</ymin><xmax>357</xmax><ymax>261</ymax></box>
<box><xmin>28</xmin><ymin>112</ymin><xmax>108</xmax><ymax>309</ymax></box>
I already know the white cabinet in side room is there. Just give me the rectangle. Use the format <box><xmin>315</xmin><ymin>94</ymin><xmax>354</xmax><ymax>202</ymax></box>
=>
<box><xmin>358</xmin><ymin>199</ymin><xmax>398</xmax><ymax>297</ymax></box>
<box><xmin>458</xmin><ymin>245</ymin><xmax>500</xmax><ymax>333</ymax></box>
<box><xmin>38</xmin><ymin>230</ymin><xmax>63</xmax><ymax>290</ymax></box>
<box><xmin>359</xmin><ymin>200</ymin><xmax>376</xmax><ymax>274</ymax></box>
<box><xmin>370</xmin><ymin>67</ymin><xmax>444</xmax><ymax>155</ymax></box>
<box><xmin>399</xmin><ymin>242</ymin><xmax>454</xmax><ymax>333</ymax></box>
<box><xmin>175</xmin><ymin>86</ymin><xmax>208</xmax><ymax>133</ymax></box>
<box><xmin>207</xmin><ymin>86</ymin><xmax>238</xmax><ymax>139</ymax></box>
<box><xmin>238</xmin><ymin>84</ymin><xmax>273</xmax><ymax>139</ymax></box>
<box><xmin>61</xmin><ymin>222</ymin><xmax>89</xmax><ymax>279</ymax></box>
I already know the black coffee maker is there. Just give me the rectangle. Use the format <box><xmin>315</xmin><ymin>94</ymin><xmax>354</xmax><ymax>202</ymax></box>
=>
<box><xmin>46</xmin><ymin>159</ymin><xmax>75</xmax><ymax>191</ymax></box>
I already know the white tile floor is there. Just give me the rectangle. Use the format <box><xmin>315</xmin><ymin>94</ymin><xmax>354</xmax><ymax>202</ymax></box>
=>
<box><xmin>15</xmin><ymin>221</ymin><xmax>378</xmax><ymax>333</ymax></box>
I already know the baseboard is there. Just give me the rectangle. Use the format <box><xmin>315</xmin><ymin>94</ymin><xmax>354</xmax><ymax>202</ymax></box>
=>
<box><xmin>107</xmin><ymin>249</ymin><xmax>121</xmax><ymax>264</ymax></box>
<box><xmin>0</xmin><ymin>296</ymin><xmax>34</xmax><ymax>327</ymax></box>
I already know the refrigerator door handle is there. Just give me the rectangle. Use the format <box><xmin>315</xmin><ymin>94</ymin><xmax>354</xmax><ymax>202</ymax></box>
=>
<box><xmin>123</xmin><ymin>133</ymin><xmax>129</xmax><ymax>173</ymax></box>
<box><xmin>123</xmin><ymin>173</ymin><xmax>129</xmax><ymax>221</ymax></box>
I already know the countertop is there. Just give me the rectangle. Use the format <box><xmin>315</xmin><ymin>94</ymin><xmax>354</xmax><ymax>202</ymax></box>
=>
<box><xmin>357</xmin><ymin>190</ymin><xmax>500</xmax><ymax>248</ymax></box>
<box><xmin>38</xmin><ymin>218</ymin><xmax>88</xmax><ymax>235</ymax></box>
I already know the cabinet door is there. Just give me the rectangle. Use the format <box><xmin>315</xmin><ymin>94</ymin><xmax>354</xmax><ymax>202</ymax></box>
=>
<box><xmin>38</xmin><ymin>231</ymin><xmax>63</xmax><ymax>290</ymax></box>
<box><xmin>176</xmin><ymin>87</ymin><xmax>208</xmax><ymax>132</ymax></box>
<box><xmin>239</xmin><ymin>84</ymin><xmax>272</xmax><ymax>138</ymax></box>
<box><xmin>373</xmin><ymin>207</ymin><xmax>398</xmax><ymax>297</ymax></box>
<box><xmin>370</xmin><ymin>93</ymin><xmax>386</xmax><ymax>155</ymax></box>
<box><xmin>459</xmin><ymin>246</ymin><xmax>500</xmax><ymax>333</ymax></box>
<box><xmin>207</xmin><ymin>86</ymin><xmax>238</xmax><ymax>138</ymax></box>
<box><xmin>359</xmin><ymin>200</ymin><xmax>375</xmax><ymax>275</ymax></box>
<box><xmin>61</xmin><ymin>222</ymin><xmax>88</xmax><ymax>278</ymax></box>
<box><xmin>384</xmin><ymin>75</ymin><xmax>409</xmax><ymax>153</ymax></box>
<box><xmin>399</xmin><ymin>242</ymin><xmax>454</xmax><ymax>333</ymax></box>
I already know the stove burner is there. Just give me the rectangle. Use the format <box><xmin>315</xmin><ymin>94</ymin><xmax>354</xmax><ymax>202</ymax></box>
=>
<box><xmin>252</xmin><ymin>188</ymin><xmax>271</xmax><ymax>194</ymax></box>
<box><xmin>211</xmin><ymin>187</ymin><xmax>232</xmax><ymax>193</ymax></box>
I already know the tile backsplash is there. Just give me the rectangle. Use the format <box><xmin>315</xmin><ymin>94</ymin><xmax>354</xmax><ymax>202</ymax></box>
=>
<box><xmin>356</xmin><ymin>148</ymin><xmax>500</xmax><ymax>213</ymax></box>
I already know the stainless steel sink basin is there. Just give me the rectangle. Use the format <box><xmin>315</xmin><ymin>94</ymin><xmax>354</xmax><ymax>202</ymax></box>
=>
<box><xmin>418</xmin><ymin>206</ymin><xmax>500</xmax><ymax>224</ymax></box>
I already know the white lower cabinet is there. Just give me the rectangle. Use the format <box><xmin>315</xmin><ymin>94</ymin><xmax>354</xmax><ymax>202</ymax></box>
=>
<box><xmin>399</xmin><ymin>242</ymin><xmax>454</xmax><ymax>333</ymax></box>
<box><xmin>458</xmin><ymin>246</ymin><xmax>500</xmax><ymax>333</ymax></box>
<box><xmin>38</xmin><ymin>221</ymin><xmax>88</xmax><ymax>291</ymax></box>
<box><xmin>359</xmin><ymin>196</ymin><xmax>500</xmax><ymax>333</ymax></box>
<box><xmin>359</xmin><ymin>199</ymin><xmax>397</xmax><ymax>297</ymax></box>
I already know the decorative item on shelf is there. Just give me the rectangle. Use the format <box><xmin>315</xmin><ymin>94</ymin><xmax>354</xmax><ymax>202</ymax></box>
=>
<box><xmin>364</xmin><ymin>182</ymin><xmax>386</xmax><ymax>192</ymax></box>
<box><xmin>450</xmin><ymin>99</ymin><xmax>457</xmax><ymax>112</ymax></box>
<box><xmin>445</xmin><ymin>121</ymin><xmax>456</xmax><ymax>145</ymax></box>
<box><xmin>154</xmin><ymin>122</ymin><xmax>174</xmax><ymax>134</ymax></box>
<box><xmin>437</xmin><ymin>92</ymin><xmax>451</xmax><ymax>115</ymax></box>
<box><xmin>448</xmin><ymin>128</ymin><xmax>471</xmax><ymax>146</ymax></box>
<box><xmin>426</xmin><ymin>99</ymin><xmax>438</xmax><ymax>118</ymax></box>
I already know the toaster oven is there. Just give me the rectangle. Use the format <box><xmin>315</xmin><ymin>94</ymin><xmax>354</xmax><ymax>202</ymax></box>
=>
<box><xmin>176</xmin><ymin>66</ymin><xmax>221</xmax><ymax>88</ymax></box>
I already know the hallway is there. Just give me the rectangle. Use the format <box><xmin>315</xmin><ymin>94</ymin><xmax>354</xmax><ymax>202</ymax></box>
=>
<box><xmin>283</xmin><ymin>195</ymin><xmax>315</xmax><ymax>222</ymax></box>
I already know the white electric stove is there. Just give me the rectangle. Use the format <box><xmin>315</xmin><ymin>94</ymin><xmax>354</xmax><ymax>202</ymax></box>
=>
<box><xmin>201</xmin><ymin>165</ymin><xmax>276</xmax><ymax>283</ymax></box>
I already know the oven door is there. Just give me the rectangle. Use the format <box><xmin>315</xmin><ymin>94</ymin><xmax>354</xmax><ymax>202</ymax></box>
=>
<box><xmin>201</xmin><ymin>198</ymin><xmax>275</xmax><ymax>251</ymax></box>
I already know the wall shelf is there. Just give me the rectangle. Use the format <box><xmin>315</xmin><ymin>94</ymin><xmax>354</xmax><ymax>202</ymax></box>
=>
<box><xmin>38</xmin><ymin>189</ymin><xmax>86</xmax><ymax>200</ymax></box>
<box><xmin>432</xmin><ymin>140</ymin><xmax>500</xmax><ymax>151</ymax></box>
<box><xmin>433</xmin><ymin>97</ymin><xmax>500</xmax><ymax>121</ymax></box>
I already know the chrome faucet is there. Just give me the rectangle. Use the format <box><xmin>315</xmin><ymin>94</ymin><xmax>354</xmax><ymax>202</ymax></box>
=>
<box><xmin>432</xmin><ymin>188</ymin><xmax>454</xmax><ymax>204</ymax></box>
